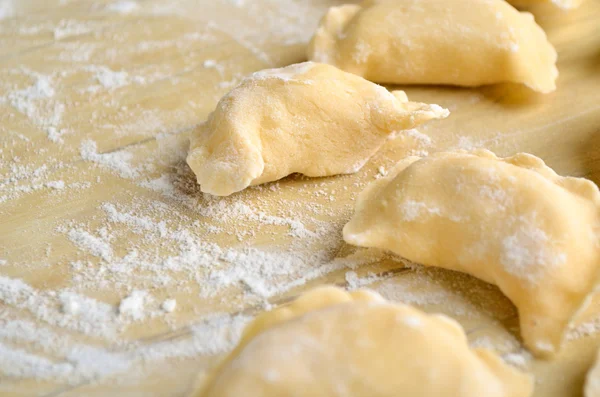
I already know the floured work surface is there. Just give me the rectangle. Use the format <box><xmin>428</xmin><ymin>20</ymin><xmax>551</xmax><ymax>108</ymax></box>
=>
<box><xmin>0</xmin><ymin>0</ymin><xmax>599</xmax><ymax>396</ymax></box>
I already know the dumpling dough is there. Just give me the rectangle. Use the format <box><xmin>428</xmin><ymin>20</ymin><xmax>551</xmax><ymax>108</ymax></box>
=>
<box><xmin>507</xmin><ymin>0</ymin><xmax>584</xmax><ymax>10</ymax></box>
<box><xmin>201</xmin><ymin>286</ymin><xmax>533</xmax><ymax>397</ymax></box>
<box><xmin>307</xmin><ymin>0</ymin><xmax>558</xmax><ymax>93</ymax></box>
<box><xmin>186</xmin><ymin>62</ymin><xmax>448</xmax><ymax>196</ymax></box>
<box><xmin>586</xmin><ymin>348</ymin><xmax>600</xmax><ymax>397</ymax></box>
<box><xmin>343</xmin><ymin>150</ymin><xmax>600</xmax><ymax>357</ymax></box>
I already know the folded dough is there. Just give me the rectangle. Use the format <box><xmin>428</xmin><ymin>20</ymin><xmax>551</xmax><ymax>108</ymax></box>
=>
<box><xmin>201</xmin><ymin>286</ymin><xmax>533</xmax><ymax>397</ymax></box>
<box><xmin>343</xmin><ymin>150</ymin><xmax>600</xmax><ymax>357</ymax></box>
<box><xmin>186</xmin><ymin>62</ymin><xmax>448</xmax><ymax>196</ymax></box>
<box><xmin>307</xmin><ymin>0</ymin><xmax>558</xmax><ymax>93</ymax></box>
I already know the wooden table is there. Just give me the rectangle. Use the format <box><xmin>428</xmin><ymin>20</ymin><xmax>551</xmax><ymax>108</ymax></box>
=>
<box><xmin>1</xmin><ymin>0</ymin><xmax>599</xmax><ymax>396</ymax></box>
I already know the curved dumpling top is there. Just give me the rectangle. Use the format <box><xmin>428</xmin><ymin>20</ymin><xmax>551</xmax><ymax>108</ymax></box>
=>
<box><xmin>186</xmin><ymin>62</ymin><xmax>448</xmax><ymax>196</ymax></box>
<box><xmin>201</xmin><ymin>286</ymin><xmax>533</xmax><ymax>397</ymax></box>
<box><xmin>343</xmin><ymin>150</ymin><xmax>600</xmax><ymax>357</ymax></box>
<box><xmin>308</xmin><ymin>0</ymin><xmax>558</xmax><ymax>93</ymax></box>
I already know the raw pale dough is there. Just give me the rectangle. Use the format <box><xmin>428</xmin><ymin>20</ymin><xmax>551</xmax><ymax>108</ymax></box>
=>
<box><xmin>186</xmin><ymin>62</ymin><xmax>448</xmax><ymax>196</ymax></box>
<box><xmin>586</xmin><ymin>348</ymin><xmax>600</xmax><ymax>397</ymax></box>
<box><xmin>307</xmin><ymin>0</ymin><xmax>558</xmax><ymax>93</ymax></box>
<box><xmin>201</xmin><ymin>286</ymin><xmax>533</xmax><ymax>397</ymax></box>
<box><xmin>343</xmin><ymin>150</ymin><xmax>600</xmax><ymax>357</ymax></box>
<box><xmin>507</xmin><ymin>0</ymin><xmax>584</xmax><ymax>10</ymax></box>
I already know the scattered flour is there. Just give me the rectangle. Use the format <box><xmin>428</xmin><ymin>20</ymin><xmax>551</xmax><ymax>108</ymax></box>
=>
<box><xmin>0</xmin><ymin>161</ymin><xmax>72</xmax><ymax>203</ymax></box>
<box><xmin>80</xmin><ymin>139</ymin><xmax>139</xmax><ymax>179</ymax></box>
<box><xmin>0</xmin><ymin>285</ymin><xmax>249</xmax><ymax>384</ymax></box>
<box><xmin>54</xmin><ymin>20</ymin><xmax>92</xmax><ymax>40</ymax></box>
<box><xmin>203</xmin><ymin>59</ymin><xmax>217</xmax><ymax>68</ymax></box>
<box><xmin>400</xmin><ymin>200</ymin><xmax>441</xmax><ymax>222</ymax></box>
<box><xmin>119</xmin><ymin>290</ymin><xmax>150</xmax><ymax>320</ymax></box>
<box><xmin>136</xmin><ymin>314</ymin><xmax>251</xmax><ymax>361</ymax></box>
<box><xmin>0</xmin><ymin>1</ymin><xmax>14</xmax><ymax>20</ymax></box>
<box><xmin>8</xmin><ymin>73</ymin><xmax>54</xmax><ymax>109</ymax></box>
<box><xmin>389</xmin><ymin>128</ymin><xmax>432</xmax><ymax>157</ymax></box>
<box><xmin>67</xmin><ymin>199</ymin><xmax>386</xmax><ymax>299</ymax></box>
<box><xmin>227</xmin><ymin>0</ymin><xmax>246</xmax><ymax>7</ymax></box>
<box><xmin>452</xmin><ymin>133</ymin><xmax>504</xmax><ymax>152</ymax></box>
<box><xmin>500</xmin><ymin>214</ymin><xmax>566</xmax><ymax>283</ymax></box>
<box><xmin>0</xmin><ymin>316</ymin><xmax>131</xmax><ymax>383</ymax></box>
<box><xmin>0</xmin><ymin>343</ymin><xmax>74</xmax><ymax>380</ymax></box>
<box><xmin>106</xmin><ymin>0</ymin><xmax>140</xmax><ymax>14</ymax></box>
<box><xmin>396</xmin><ymin>128</ymin><xmax>432</xmax><ymax>146</ymax></box>
<box><xmin>374</xmin><ymin>272</ymin><xmax>484</xmax><ymax>319</ymax></box>
<box><xmin>568</xmin><ymin>314</ymin><xmax>600</xmax><ymax>341</ymax></box>
<box><xmin>60</xmin><ymin>294</ymin><xmax>81</xmax><ymax>315</ymax></box>
<box><xmin>503</xmin><ymin>352</ymin><xmax>531</xmax><ymax>369</ymax></box>
<box><xmin>161</xmin><ymin>299</ymin><xmax>177</xmax><ymax>313</ymax></box>
<box><xmin>87</xmin><ymin>65</ymin><xmax>130</xmax><ymax>89</ymax></box>
<box><xmin>67</xmin><ymin>228</ymin><xmax>113</xmax><ymax>261</ymax></box>
<box><xmin>0</xmin><ymin>276</ymin><xmax>120</xmax><ymax>340</ymax></box>
<box><xmin>46</xmin><ymin>180</ymin><xmax>65</xmax><ymax>189</ymax></box>
<box><xmin>345</xmin><ymin>271</ymin><xmax>388</xmax><ymax>290</ymax></box>
<box><xmin>471</xmin><ymin>335</ymin><xmax>531</xmax><ymax>369</ymax></box>
<box><xmin>4</xmin><ymin>70</ymin><xmax>67</xmax><ymax>143</ymax></box>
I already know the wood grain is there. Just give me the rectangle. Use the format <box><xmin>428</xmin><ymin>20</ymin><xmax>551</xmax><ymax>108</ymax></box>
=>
<box><xmin>0</xmin><ymin>0</ymin><xmax>599</xmax><ymax>396</ymax></box>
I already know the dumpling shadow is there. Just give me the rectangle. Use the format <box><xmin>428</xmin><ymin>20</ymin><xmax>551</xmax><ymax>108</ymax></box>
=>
<box><xmin>576</xmin><ymin>126</ymin><xmax>600</xmax><ymax>186</ymax></box>
<box><xmin>479</xmin><ymin>82</ymin><xmax>549</xmax><ymax>108</ymax></box>
<box><xmin>384</xmin><ymin>82</ymin><xmax>546</xmax><ymax>110</ymax></box>
<box><xmin>369</xmin><ymin>257</ymin><xmax>523</xmax><ymax>347</ymax></box>
<box><xmin>585</xmin><ymin>48</ymin><xmax>600</xmax><ymax>73</ymax></box>
<box><xmin>384</xmin><ymin>83</ymin><xmax>479</xmax><ymax>99</ymax></box>
<box><xmin>171</xmin><ymin>159</ymin><xmax>205</xmax><ymax>197</ymax></box>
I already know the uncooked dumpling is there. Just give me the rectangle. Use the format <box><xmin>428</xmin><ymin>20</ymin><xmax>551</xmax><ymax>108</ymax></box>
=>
<box><xmin>308</xmin><ymin>0</ymin><xmax>558</xmax><ymax>93</ymax></box>
<box><xmin>201</xmin><ymin>286</ymin><xmax>533</xmax><ymax>397</ymax></box>
<box><xmin>507</xmin><ymin>0</ymin><xmax>584</xmax><ymax>10</ymax></box>
<box><xmin>186</xmin><ymin>62</ymin><xmax>448</xmax><ymax>196</ymax></box>
<box><xmin>343</xmin><ymin>150</ymin><xmax>600</xmax><ymax>357</ymax></box>
<box><xmin>586</xmin><ymin>348</ymin><xmax>600</xmax><ymax>397</ymax></box>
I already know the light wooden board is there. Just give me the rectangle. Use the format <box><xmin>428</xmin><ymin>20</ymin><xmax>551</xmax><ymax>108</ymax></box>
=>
<box><xmin>0</xmin><ymin>0</ymin><xmax>600</xmax><ymax>396</ymax></box>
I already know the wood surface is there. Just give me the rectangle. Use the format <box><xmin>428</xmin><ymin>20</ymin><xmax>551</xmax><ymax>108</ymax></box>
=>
<box><xmin>0</xmin><ymin>0</ymin><xmax>599</xmax><ymax>396</ymax></box>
